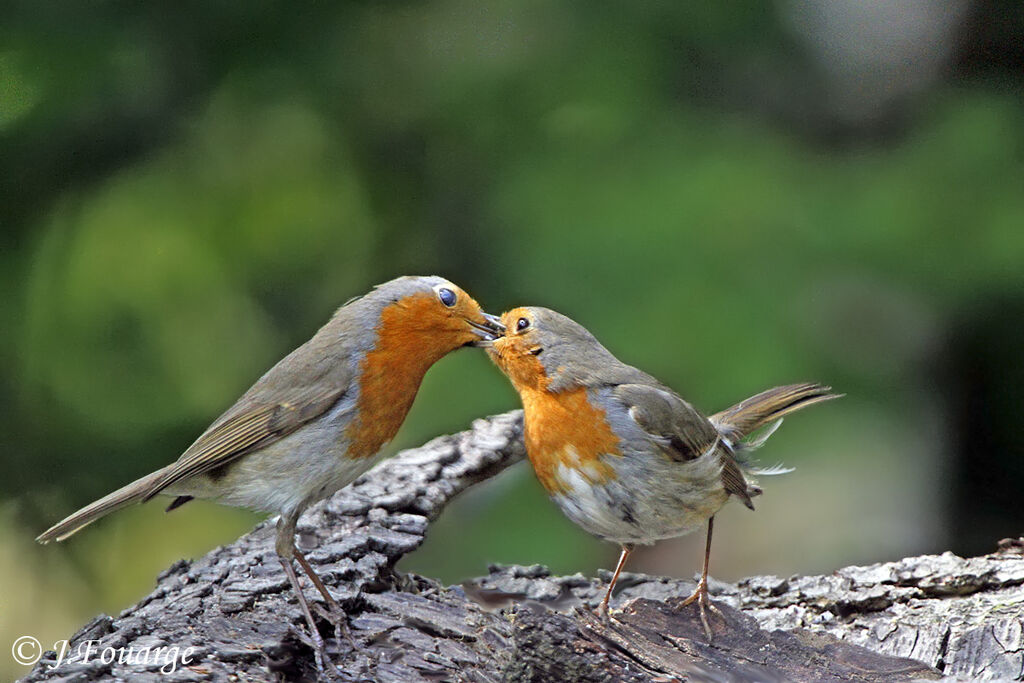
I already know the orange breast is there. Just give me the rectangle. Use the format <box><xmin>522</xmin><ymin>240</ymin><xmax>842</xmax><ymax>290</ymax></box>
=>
<box><xmin>345</xmin><ymin>295</ymin><xmax>459</xmax><ymax>459</ymax></box>
<box><xmin>520</xmin><ymin>385</ymin><xmax>622</xmax><ymax>495</ymax></box>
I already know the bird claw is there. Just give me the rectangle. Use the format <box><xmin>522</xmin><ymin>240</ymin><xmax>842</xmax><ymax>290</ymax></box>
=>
<box><xmin>675</xmin><ymin>577</ymin><xmax>720</xmax><ymax>642</ymax></box>
<box><xmin>288</xmin><ymin>622</ymin><xmax>343</xmax><ymax>679</ymax></box>
<box><xmin>313</xmin><ymin>601</ymin><xmax>361</xmax><ymax>652</ymax></box>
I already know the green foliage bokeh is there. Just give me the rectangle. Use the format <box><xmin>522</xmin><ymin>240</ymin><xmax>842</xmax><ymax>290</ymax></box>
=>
<box><xmin>2</xmin><ymin>2</ymin><xmax>1023</xmax><ymax>679</ymax></box>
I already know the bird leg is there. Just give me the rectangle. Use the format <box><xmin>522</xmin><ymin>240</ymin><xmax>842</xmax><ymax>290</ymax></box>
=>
<box><xmin>279</xmin><ymin>556</ymin><xmax>339</xmax><ymax>677</ymax></box>
<box><xmin>293</xmin><ymin>546</ymin><xmax>358</xmax><ymax>648</ymax></box>
<box><xmin>597</xmin><ymin>543</ymin><xmax>634</xmax><ymax>617</ymax></box>
<box><xmin>276</xmin><ymin>516</ymin><xmax>342</xmax><ymax>677</ymax></box>
<box><xmin>677</xmin><ymin>516</ymin><xmax>722</xmax><ymax>641</ymax></box>
<box><xmin>294</xmin><ymin>547</ymin><xmax>341</xmax><ymax>612</ymax></box>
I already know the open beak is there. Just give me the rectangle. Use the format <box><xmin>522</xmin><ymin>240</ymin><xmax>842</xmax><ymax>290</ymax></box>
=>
<box><xmin>467</xmin><ymin>312</ymin><xmax>505</xmax><ymax>346</ymax></box>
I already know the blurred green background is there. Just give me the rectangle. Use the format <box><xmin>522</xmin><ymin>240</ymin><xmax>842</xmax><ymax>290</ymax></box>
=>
<box><xmin>4</xmin><ymin>1</ymin><xmax>1024</xmax><ymax>678</ymax></box>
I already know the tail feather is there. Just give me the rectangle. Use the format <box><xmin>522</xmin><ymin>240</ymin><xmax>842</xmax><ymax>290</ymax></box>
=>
<box><xmin>36</xmin><ymin>467</ymin><xmax>171</xmax><ymax>544</ymax></box>
<box><xmin>710</xmin><ymin>383</ymin><xmax>840</xmax><ymax>444</ymax></box>
<box><xmin>742</xmin><ymin>418</ymin><xmax>782</xmax><ymax>451</ymax></box>
<box><xmin>748</xmin><ymin>462</ymin><xmax>795</xmax><ymax>476</ymax></box>
<box><xmin>712</xmin><ymin>383</ymin><xmax>838</xmax><ymax>510</ymax></box>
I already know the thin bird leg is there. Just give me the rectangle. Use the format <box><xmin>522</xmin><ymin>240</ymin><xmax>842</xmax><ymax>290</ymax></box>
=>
<box><xmin>276</xmin><ymin>514</ymin><xmax>341</xmax><ymax>677</ymax></box>
<box><xmin>678</xmin><ymin>516</ymin><xmax>722</xmax><ymax>641</ymax></box>
<box><xmin>279</xmin><ymin>556</ymin><xmax>338</xmax><ymax>677</ymax></box>
<box><xmin>294</xmin><ymin>547</ymin><xmax>358</xmax><ymax>648</ymax></box>
<box><xmin>294</xmin><ymin>547</ymin><xmax>341</xmax><ymax>612</ymax></box>
<box><xmin>598</xmin><ymin>544</ymin><xmax>634</xmax><ymax>616</ymax></box>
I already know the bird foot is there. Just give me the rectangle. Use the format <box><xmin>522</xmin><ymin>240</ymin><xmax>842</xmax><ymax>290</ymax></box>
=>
<box><xmin>288</xmin><ymin>622</ymin><xmax>343</xmax><ymax>680</ymax></box>
<box><xmin>674</xmin><ymin>577</ymin><xmax>721</xmax><ymax>642</ymax></box>
<box><xmin>313</xmin><ymin>601</ymin><xmax>361</xmax><ymax>652</ymax></box>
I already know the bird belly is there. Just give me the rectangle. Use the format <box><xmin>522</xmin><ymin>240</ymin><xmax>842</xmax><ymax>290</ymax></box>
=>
<box><xmin>549</xmin><ymin>449</ymin><xmax>730</xmax><ymax>545</ymax></box>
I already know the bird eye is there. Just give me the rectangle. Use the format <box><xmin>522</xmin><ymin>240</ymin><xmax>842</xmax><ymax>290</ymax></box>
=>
<box><xmin>516</xmin><ymin>317</ymin><xmax>530</xmax><ymax>331</ymax></box>
<box><xmin>438</xmin><ymin>288</ymin><xmax>457</xmax><ymax>307</ymax></box>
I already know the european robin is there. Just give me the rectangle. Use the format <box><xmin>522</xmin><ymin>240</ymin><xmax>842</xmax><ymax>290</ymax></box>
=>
<box><xmin>37</xmin><ymin>275</ymin><xmax>503</xmax><ymax>672</ymax></box>
<box><xmin>485</xmin><ymin>306</ymin><xmax>838</xmax><ymax>638</ymax></box>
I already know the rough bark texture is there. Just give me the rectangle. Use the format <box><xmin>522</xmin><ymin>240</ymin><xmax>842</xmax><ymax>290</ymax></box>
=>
<box><xmin>20</xmin><ymin>411</ymin><xmax>1024</xmax><ymax>682</ymax></box>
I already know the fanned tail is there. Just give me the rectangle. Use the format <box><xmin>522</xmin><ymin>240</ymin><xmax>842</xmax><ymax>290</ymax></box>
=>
<box><xmin>712</xmin><ymin>383</ymin><xmax>840</xmax><ymax>505</ymax></box>
<box><xmin>710</xmin><ymin>382</ymin><xmax>841</xmax><ymax>445</ymax></box>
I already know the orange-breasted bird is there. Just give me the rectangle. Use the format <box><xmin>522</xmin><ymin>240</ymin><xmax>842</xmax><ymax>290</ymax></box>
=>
<box><xmin>37</xmin><ymin>275</ymin><xmax>503</xmax><ymax>672</ymax></box>
<box><xmin>485</xmin><ymin>306</ymin><xmax>838</xmax><ymax>637</ymax></box>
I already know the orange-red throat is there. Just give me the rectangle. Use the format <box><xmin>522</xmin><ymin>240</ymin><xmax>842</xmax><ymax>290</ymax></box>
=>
<box><xmin>487</xmin><ymin>307</ymin><xmax>548</xmax><ymax>391</ymax></box>
<box><xmin>487</xmin><ymin>307</ymin><xmax>621</xmax><ymax>494</ymax></box>
<box><xmin>346</xmin><ymin>287</ymin><xmax>499</xmax><ymax>459</ymax></box>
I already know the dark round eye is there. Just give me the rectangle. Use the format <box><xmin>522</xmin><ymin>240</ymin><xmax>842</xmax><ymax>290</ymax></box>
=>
<box><xmin>516</xmin><ymin>317</ymin><xmax>530</xmax><ymax>331</ymax></box>
<box><xmin>438</xmin><ymin>288</ymin><xmax>457</xmax><ymax>307</ymax></box>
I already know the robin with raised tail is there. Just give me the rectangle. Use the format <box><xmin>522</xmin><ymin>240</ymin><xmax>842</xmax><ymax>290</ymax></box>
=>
<box><xmin>37</xmin><ymin>275</ymin><xmax>504</xmax><ymax>673</ymax></box>
<box><xmin>485</xmin><ymin>306</ymin><xmax>838</xmax><ymax>638</ymax></box>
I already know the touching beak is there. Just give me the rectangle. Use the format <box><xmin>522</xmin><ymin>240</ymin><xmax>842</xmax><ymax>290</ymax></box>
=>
<box><xmin>467</xmin><ymin>312</ymin><xmax>506</xmax><ymax>345</ymax></box>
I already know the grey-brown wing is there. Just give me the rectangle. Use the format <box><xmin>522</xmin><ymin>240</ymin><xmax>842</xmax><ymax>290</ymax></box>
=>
<box><xmin>614</xmin><ymin>383</ymin><xmax>754</xmax><ymax>509</ymax></box>
<box><xmin>615</xmin><ymin>384</ymin><xmax>717</xmax><ymax>460</ymax></box>
<box><xmin>141</xmin><ymin>341</ymin><xmax>354</xmax><ymax>500</ymax></box>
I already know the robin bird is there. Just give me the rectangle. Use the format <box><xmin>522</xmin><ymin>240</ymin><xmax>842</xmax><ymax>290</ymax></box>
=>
<box><xmin>37</xmin><ymin>275</ymin><xmax>504</xmax><ymax>673</ymax></box>
<box><xmin>485</xmin><ymin>306</ymin><xmax>838</xmax><ymax>638</ymax></box>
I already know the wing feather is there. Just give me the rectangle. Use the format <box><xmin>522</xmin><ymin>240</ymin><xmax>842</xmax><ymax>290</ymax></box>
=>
<box><xmin>614</xmin><ymin>383</ymin><xmax>754</xmax><ymax>509</ymax></box>
<box><xmin>142</xmin><ymin>385</ymin><xmax>346</xmax><ymax>500</ymax></box>
<box><xmin>140</xmin><ymin>329</ymin><xmax>355</xmax><ymax>500</ymax></box>
<box><xmin>614</xmin><ymin>384</ymin><xmax>717</xmax><ymax>461</ymax></box>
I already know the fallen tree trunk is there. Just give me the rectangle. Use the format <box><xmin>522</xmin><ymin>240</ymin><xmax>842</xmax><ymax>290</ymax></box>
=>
<box><xmin>20</xmin><ymin>411</ymin><xmax>1024</xmax><ymax>682</ymax></box>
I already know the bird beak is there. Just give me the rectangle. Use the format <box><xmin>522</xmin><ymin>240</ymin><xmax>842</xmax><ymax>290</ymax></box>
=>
<box><xmin>467</xmin><ymin>312</ymin><xmax>505</xmax><ymax>346</ymax></box>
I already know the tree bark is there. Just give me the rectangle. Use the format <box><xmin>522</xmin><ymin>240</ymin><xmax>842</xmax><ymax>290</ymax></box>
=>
<box><xmin>20</xmin><ymin>411</ymin><xmax>1024</xmax><ymax>682</ymax></box>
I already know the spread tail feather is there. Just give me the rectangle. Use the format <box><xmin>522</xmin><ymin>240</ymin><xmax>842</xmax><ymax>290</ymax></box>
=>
<box><xmin>710</xmin><ymin>382</ymin><xmax>840</xmax><ymax>444</ymax></box>
<box><xmin>36</xmin><ymin>467</ymin><xmax>171</xmax><ymax>544</ymax></box>
<box><xmin>711</xmin><ymin>383</ymin><xmax>839</xmax><ymax>510</ymax></box>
